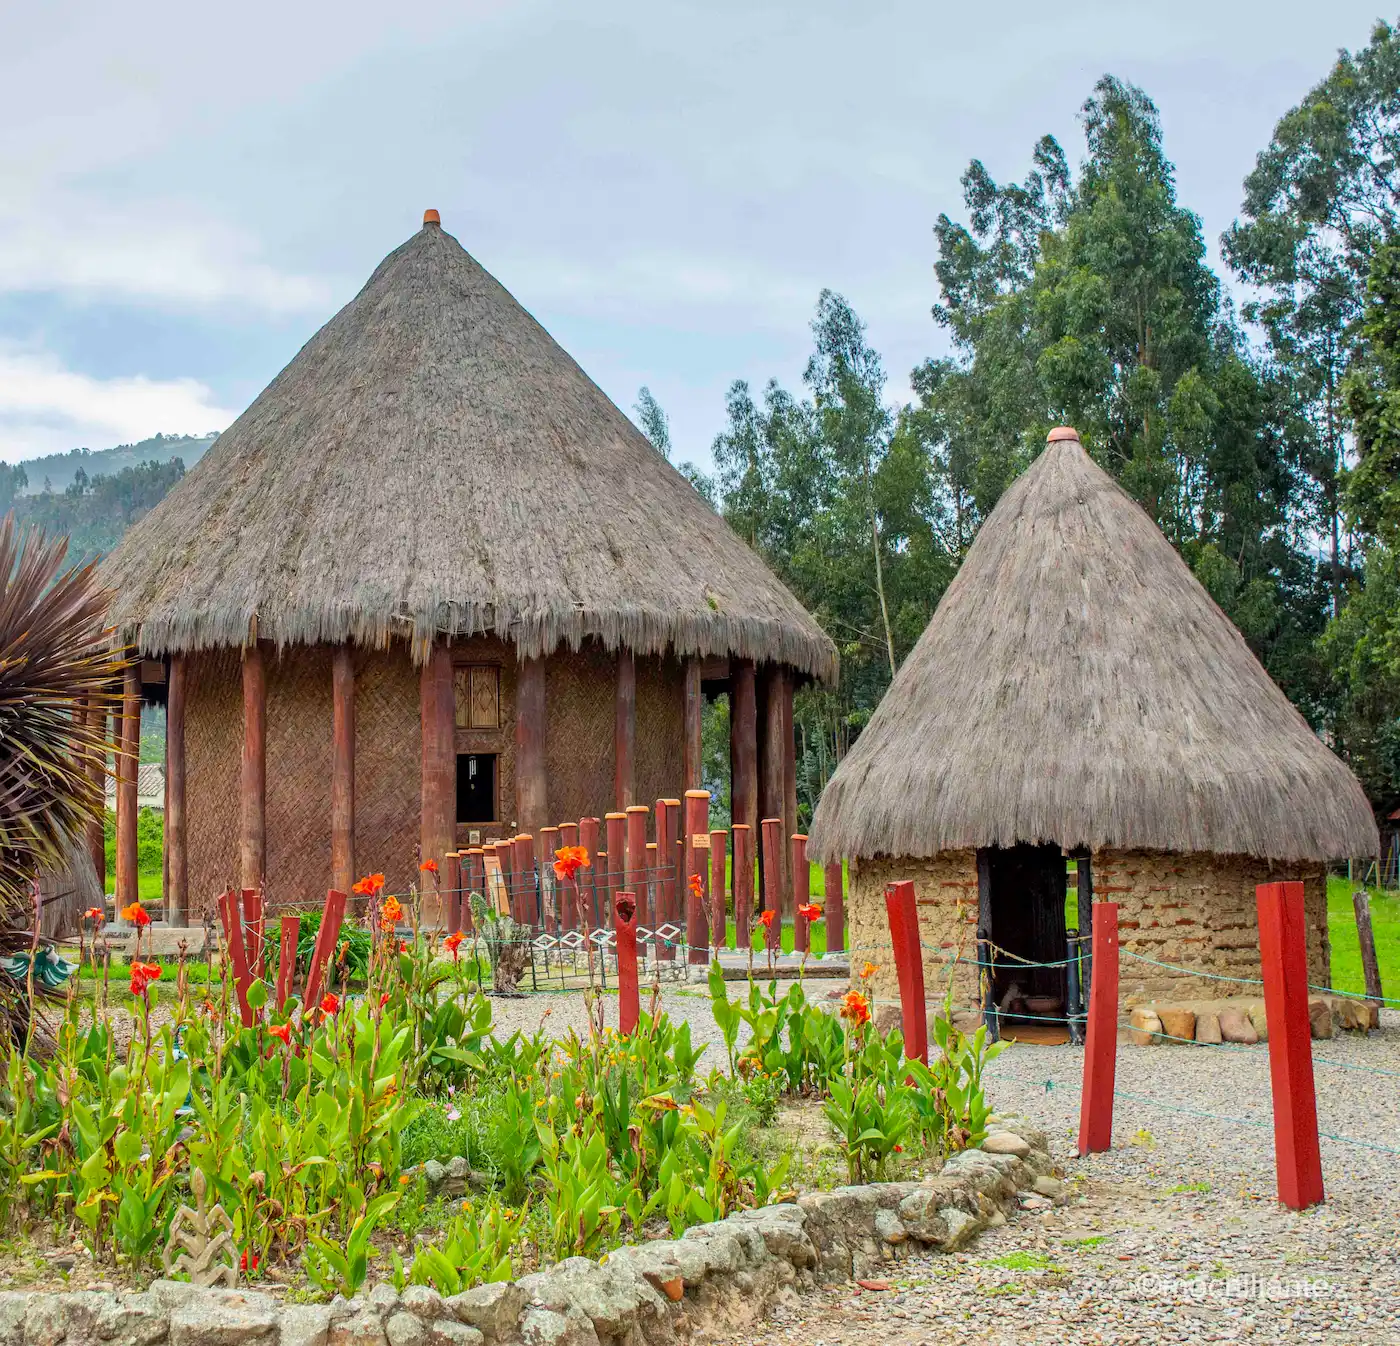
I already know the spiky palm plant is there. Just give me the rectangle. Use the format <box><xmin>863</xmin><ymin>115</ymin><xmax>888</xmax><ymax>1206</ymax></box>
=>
<box><xmin>0</xmin><ymin>513</ymin><xmax>121</xmax><ymax>1043</ymax></box>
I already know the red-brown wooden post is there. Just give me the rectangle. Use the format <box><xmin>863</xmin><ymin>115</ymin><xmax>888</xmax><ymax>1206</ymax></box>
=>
<box><xmin>538</xmin><ymin>828</ymin><xmax>559</xmax><ymax>932</ymax></box>
<box><xmin>512</xmin><ymin>834</ymin><xmax>536</xmax><ymax>925</ymax></box>
<box><xmin>420</xmin><ymin>646</ymin><xmax>454</xmax><ymax>927</ymax></box>
<box><xmin>884</xmin><ymin>880</ymin><xmax>928</xmax><ymax>1064</ymax></box>
<box><xmin>557</xmin><ymin>822</ymin><xmax>579</xmax><ymax>930</ymax></box>
<box><xmin>497</xmin><ymin>839</ymin><xmax>517</xmax><ymax>922</ymax></box>
<box><xmin>645</xmin><ymin>841</ymin><xmax>660</xmax><ymax>957</ymax></box>
<box><xmin>625</xmin><ymin>805</ymin><xmax>649</xmax><ymax>924</ymax></box>
<box><xmin>781</xmin><ymin>674</ymin><xmax>797</xmax><ymax>913</ymax></box>
<box><xmin>84</xmin><ymin>694</ymin><xmax>107</xmax><ymax>888</ymax></box>
<box><xmin>115</xmin><ymin>661</ymin><xmax>141</xmax><ymax>912</ymax></box>
<box><xmin>275</xmin><ymin>915</ymin><xmax>300</xmax><ymax>1012</ymax></box>
<box><xmin>515</xmin><ymin>657</ymin><xmax>547</xmax><ymax>836</ymax></box>
<box><xmin>615</xmin><ymin>650</ymin><xmax>636</xmax><ymax>810</ymax></box>
<box><xmin>1257</xmin><ymin>881</ymin><xmax>1325</xmax><ymax>1209</ymax></box>
<box><xmin>605</xmin><ymin>813</ymin><xmax>626</xmax><ymax>937</ymax></box>
<box><xmin>709</xmin><ymin>828</ymin><xmax>728</xmax><ymax>951</ymax></box>
<box><xmin>462</xmin><ymin>847</ymin><xmax>483</xmax><ymax>934</ymax></box>
<box><xmin>166</xmin><ymin>655</ymin><xmax>188</xmax><ymax>926</ymax></box>
<box><xmin>683</xmin><ymin>790</ymin><xmax>710</xmax><ymax>962</ymax></box>
<box><xmin>824</xmin><ymin>859</ymin><xmax>845</xmax><ymax>953</ymax></box>
<box><xmin>241</xmin><ymin>644</ymin><xmax>266</xmax><ymax>894</ymax></box>
<box><xmin>732</xmin><ymin>823</ymin><xmax>754</xmax><ymax>949</ymax></box>
<box><xmin>682</xmin><ymin>659</ymin><xmax>703</xmax><ymax>791</ymax></box>
<box><xmin>759</xmin><ymin>670</ymin><xmax>785</xmax><ymax>919</ymax></box>
<box><xmin>331</xmin><ymin>647</ymin><xmax>355</xmax><ymax>898</ymax></box>
<box><xmin>615</xmin><ymin>890</ymin><xmax>641</xmax><ymax>1036</ymax></box>
<box><xmin>579</xmin><ymin>817</ymin><xmax>600</xmax><ymax>929</ymax></box>
<box><xmin>304</xmin><ymin>888</ymin><xmax>347</xmax><ymax>1010</ymax></box>
<box><xmin>729</xmin><ymin>660</ymin><xmax>758</xmax><ymax>845</ymax></box>
<box><xmin>655</xmin><ymin>795</ymin><xmax>677</xmax><ymax>958</ymax></box>
<box><xmin>1078</xmin><ymin>901</ymin><xmax>1119</xmax><ymax>1157</ymax></box>
<box><xmin>791</xmin><ymin>835</ymin><xmax>810</xmax><ymax>953</ymax></box>
<box><xmin>761</xmin><ymin>817</ymin><xmax>783</xmax><ymax>954</ymax></box>
<box><xmin>218</xmin><ymin>888</ymin><xmax>255</xmax><ymax>1028</ymax></box>
<box><xmin>242</xmin><ymin>887</ymin><xmax>266</xmax><ymax>977</ymax></box>
<box><xmin>444</xmin><ymin>852</ymin><xmax>463</xmax><ymax>934</ymax></box>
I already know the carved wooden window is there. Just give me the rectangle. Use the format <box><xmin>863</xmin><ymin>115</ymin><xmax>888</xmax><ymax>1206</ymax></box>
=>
<box><xmin>455</xmin><ymin>665</ymin><xmax>501</xmax><ymax>730</ymax></box>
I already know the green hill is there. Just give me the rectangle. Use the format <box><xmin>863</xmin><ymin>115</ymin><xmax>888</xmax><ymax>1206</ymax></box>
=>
<box><xmin>11</xmin><ymin>432</ymin><xmax>216</xmax><ymax>497</ymax></box>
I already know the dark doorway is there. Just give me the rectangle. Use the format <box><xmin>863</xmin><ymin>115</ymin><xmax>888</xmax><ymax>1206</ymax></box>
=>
<box><xmin>981</xmin><ymin>844</ymin><xmax>1068</xmax><ymax>1019</ymax></box>
<box><xmin>456</xmin><ymin>753</ymin><xmax>497</xmax><ymax>824</ymax></box>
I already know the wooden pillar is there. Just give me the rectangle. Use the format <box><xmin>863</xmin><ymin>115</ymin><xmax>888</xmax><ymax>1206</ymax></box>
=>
<box><xmin>605</xmin><ymin>813</ymin><xmax>626</xmax><ymax>932</ymax></box>
<box><xmin>792</xmin><ymin>834</ymin><xmax>810</xmax><ymax>954</ymax></box>
<box><xmin>331</xmin><ymin>647</ymin><xmax>355</xmax><ymax>898</ymax></box>
<box><xmin>420</xmin><ymin>645</ymin><xmax>454</xmax><ymax>897</ymax></box>
<box><xmin>823</xmin><ymin>859</ymin><xmax>845</xmax><ymax>953</ymax></box>
<box><xmin>625</xmin><ymin>805</ymin><xmax>649</xmax><ymax>924</ymax></box>
<box><xmin>683</xmin><ymin>790</ymin><xmax>710</xmax><ymax>963</ymax></box>
<box><xmin>682</xmin><ymin>658</ymin><xmax>703</xmax><ymax>792</ymax></box>
<box><xmin>709</xmin><ymin>828</ymin><xmax>727</xmax><ymax>950</ymax></box>
<box><xmin>167</xmin><ymin>655</ymin><xmax>188</xmax><ymax>926</ymax></box>
<box><xmin>732</xmin><ymin>824</ymin><xmax>754</xmax><ymax>949</ymax></box>
<box><xmin>761</xmin><ymin>817</ymin><xmax>782</xmax><ymax>953</ymax></box>
<box><xmin>84</xmin><ymin>695</ymin><xmax>107</xmax><ymax>887</ymax></box>
<box><xmin>781</xmin><ymin>672</ymin><xmax>797</xmax><ymax>898</ymax></box>
<box><xmin>579</xmin><ymin>817</ymin><xmax>601</xmax><ymax>929</ymax></box>
<box><xmin>516</xmin><ymin>656</ymin><xmax>547</xmax><ymax>835</ymax></box>
<box><xmin>512</xmin><ymin>834</ymin><xmax>536</xmax><ymax>925</ymax></box>
<box><xmin>729</xmin><ymin>659</ymin><xmax>758</xmax><ymax>846</ymax></box>
<box><xmin>759</xmin><ymin>667</ymin><xmax>787</xmax><ymax>920</ymax></box>
<box><xmin>615</xmin><ymin>650</ymin><xmax>636</xmax><ymax>811</ymax></box>
<box><xmin>115</xmin><ymin>662</ymin><xmax>141</xmax><ymax>910</ymax></box>
<box><xmin>558</xmin><ymin>822</ymin><xmax>579</xmax><ymax>931</ymax></box>
<box><xmin>655</xmin><ymin>799</ymin><xmax>677</xmax><ymax>958</ymax></box>
<box><xmin>240</xmin><ymin>644</ymin><xmax>266</xmax><ymax>894</ymax></box>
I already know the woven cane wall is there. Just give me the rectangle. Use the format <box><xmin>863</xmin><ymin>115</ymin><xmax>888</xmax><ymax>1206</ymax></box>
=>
<box><xmin>637</xmin><ymin>653</ymin><xmax>684</xmax><ymax>810</ymax></box>
<box><xmin>354</xmin><ymin>645</ymin><xmax>421</xmax><ymax>897</ymax></box>
<box><xmin>186</xmin><ymin>648</ymin><xmax>241</xmax><ymax>917</ymax></box>
<box><xmin>264</xmin><ymin>646</ymin><xmax>334</xmax><ymax>909</ymax></box>
<box><xmin>544</xmin><ymin>641</ymin><xmax>616</xmax><ymax>825</ymax></box>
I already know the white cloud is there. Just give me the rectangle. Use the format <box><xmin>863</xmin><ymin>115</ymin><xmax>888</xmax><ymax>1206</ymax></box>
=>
<box><xmin>0</xmin><ymin>348</ymin><xmax>235</xmax><ymax>463</ymax></box>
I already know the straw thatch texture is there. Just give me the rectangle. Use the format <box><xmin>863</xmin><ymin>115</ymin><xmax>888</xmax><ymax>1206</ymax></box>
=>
<box><xmin>809</xmin><ymin>433</ymin><xmax>1379</xmax><ymax>864</ymax></box>
<box><xmin>99</xmin><ymin>220</ymin><xmax>835</xmax><ymax>684</ymax></box>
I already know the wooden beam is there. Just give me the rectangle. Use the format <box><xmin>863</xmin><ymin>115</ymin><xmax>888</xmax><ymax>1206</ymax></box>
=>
<box><xmin>729</xmin><ymin>659</ymin><xmax>757</xmax><ymax>843</ymax></box>
<box><xmin>84</xmin><ymin>695</ymin><xmax>106</xmax><ymax>885</ymax></box>
<box><xmin>759</xmin><ymin>666</ymin><xmax>785</xmax><ymax>916</ymax></box>
<box><xmin>115</xmin><ymin>662</ymin><xmax>141</xmax><ymax>911</ymax></box>
<box><xmin>780</xmin><ymin>671</ymin><xmax>797</xmax><ymax>903</ymax></box>
<box><xmin>615</xmin><ymin>650</ymin><xmax>636</xmax><ymax>810</ymax></box>
<box><xmin>515</xmin><ymin>656</ymin><xmax>547</xmax><ymax>835</ymax></box>
<box><xmin>167</xmin><ymin>655</ymin><xmax>188</xmax><ymax>926</ymax></box>
<box><xmin>420</xmin><ymin>645</ymin><xmax>454</xmax><ymax>890</ymax></box>
<box><xmin>240</xmin><ymin>645</ymin><xmax>266</xmax><ymax>894</ymax></box>
<box><xmin>331</xmin><ymin>647</ymin><xmax>355</xmax><ymax>896</ymax></box>
<box><xmin>682</xmin><ymin>658</ymin><xmax>703</xmax><ymax>791</ymax></box>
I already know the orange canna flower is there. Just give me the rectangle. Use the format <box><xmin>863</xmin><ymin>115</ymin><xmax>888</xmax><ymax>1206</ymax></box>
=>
<box><xmin>128</xmin><ymin>961</ymin><xmax>161</xmax><ymax>995</ymax></box>
<box><xmin>121</xmin><ymin>902</ymin><xmax>151</xmax><ymax>928</ymax></box>
<box><xmin>352</xmin><ymin>873</ymin><xmax>385</xmax><ymax>898</ymax></box>
<box><xmin>758</xmin><ymin>910</ymin><xmax>776</xmax><ymax>929</ymax></box>
<box><xmin>319</xmin><ymin>993</ymin><xmax>340</xmax><ymax>1016</ymax></box>
<box><xmin>443</xmin><ymin>930</ymin><xmax>465</xmax><ymax>961</ymax></box>
<box><xmin>839</xmin><ymin>989</ymin><xmax>871</xmax><ymax>1027</ymax></box>
<box><xmin>379</xmin><ymin>894</ymin><xmax>404</xmax><ymax>931</ymax></box>
<box><xmin>797</xmin><ymin>903</ymin><xmax>823</xmax><ymax>922</ymax></box>
<box><xmin>859</xmin><ymin>961</ymin><xmax>878</xmax><ymax>980</ymax></box>
<box><xmin>420</xmin><ymin>858</ymin><xmax>439</xmax><ymax>875</ymax></box>
<box><xmin>552</xmin><ymin>845</ymin><xmax>590</xmax><ymax>881</ymax></box>
<box><xmin>84</xmin><ymin>906</ymin><xmax>103</xmax><ymax>923</ymax></box>
<box><xmin>687</xmin><ymin>874</ymin><xmax>704</xmax><ymax>901</ymax></box>
<box><xmin>268</xmin><ymin>1022</ymin><xmax>292</xmax><ymax>1045</ymax></box>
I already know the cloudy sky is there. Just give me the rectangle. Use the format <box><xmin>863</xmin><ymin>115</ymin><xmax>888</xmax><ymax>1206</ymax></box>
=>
<box><xmin>0</xmin><ymin>1</ymin><xmax>1387</xmax><ymax>469</ymax></box>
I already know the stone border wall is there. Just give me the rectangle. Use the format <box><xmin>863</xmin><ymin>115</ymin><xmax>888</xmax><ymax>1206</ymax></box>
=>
<box><xmin>0</xmin><ymin>1122</ymin><xmax>1056</xmax><ymax>1346</ymax></box>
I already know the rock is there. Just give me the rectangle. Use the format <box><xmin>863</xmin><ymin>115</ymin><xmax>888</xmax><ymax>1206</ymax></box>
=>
<box><xmin>327</xmin><ymin>1311</ymin><xmax>388</xmax><ymax>1346</ymax></box>
<box><xmin>1018</xmin><ymin>1193</ymin><xmax>1051</xmax><ymax>1211</ymax></box>
<box><xmin>369</xmin><ymin>1287</ymin><xmax>400</xmax><ymax>1314</ymax></box>
<box><xmin>169</xmin><ymin>1292</ymin><xmax>279</xmax><ymax>1346</ymax></box>
<box><xmin>385</xmin><ymin>1316</ymin><xmax>425</xmax><ymax>1346</ymax></box>
<box><xmin>873</xmin><ymin>1209</ymin><xmax>906</xmax><ymax>1245</ymax></box>
<box><xmin>1308</xmin><ymin>997</ymin><xmax>1334</xmax><ymax>1040</ymax></box>
<box><xmin>447</xmin><ymin>1285</ymin><xmax>527</xmax><ymax>1344</ymax></box>
<box><xmin>518</xmin><ymin>1309</ymin><xmax>597</xmax><ymax>1346</ymax></box>
<box><xmin>517</xmin><ymin>1261</ymin><xmax>649</xmax><ymax>1339</ymax></box>
<box><xmin>1218</xmin><ymin>1008</ymin><xmax>1258</xmax><ymax>1045</ymax></box>
<box><xmin>0</xmin><ymin>1296</ymin><xmax>29</xmax><ymax>1346</ymax></box>
<box><xmin>727</xmin><ymin>1205</ymin><xmax>814</xmax><ymax>1267</ymax></box>
<box><xmin>423</xmin><ymin>1324</ymin><xmax>482</xmax><ymax>1346</ymax></box>
<box><xmin>1157</xmin><ymin>1008</ymin><xmax>1196</xmax><ymax>1043</ymax></box>
<box><xmin>874</xmin><ymin>1006</ymin><xmax>902</xmax><ymax>1038</ymax></box>
<box><xmin>96</xmin><ymin>1293</ymin><xmax>167</xmax><ymax>1346</ymax></box>
<box><xmin>980</xmin><ymin>1132</ymin><xmax>1030</xmax><ymax>1158</ymax></box>
<box><xmin>1247</xmin><ymin>1004</ymin><xmax>1269</xmax><ymax>1041</ymax></box>
<box><xmin>422</xmin><ymin>1161</ymin><xmax>447</xmax><ymax>1192</ymax></box>
<box><xmin>1031</xmin><ymin>1176</ymin><xmax>1063</xmax><ymax>1198</ymax></box>
<box><xmin>1129</xmin><ymin>1007</ymin><xmax>1163</xmax><ymax>1046</ymax></box>
<box><xmin>979</xmin><ymin>1118</ymin><xmax>1047</xmax><ymax>1153</ymax></box>
<box><xmin>444</xmin><ymin>1157</ymin><xmax>470</xmax><ymax>1180</ymax></box>
<box><xmin>1331</xmin><ymin>998</ymin><xmax>1371</xmax><ymax>1032</ymax></box>
<box><xmin>936</xmin><ymin>1208</ymin><xmax>984</xmax><ymax>1252</ymax></box>
<box><xmin>279</xmin><ymin>1305</ymin><xmax>332</xmax><ymax>1346</ymax></box>
<box><xmin>398</xmin><ymin>1290</ymin><xmax>450</xmax><ymax>1324</ymax></box>
<box><xmin>1194</xmin><ymin>1012</ymin><xmax>1222</xmax><ymax>1044</ymax></box>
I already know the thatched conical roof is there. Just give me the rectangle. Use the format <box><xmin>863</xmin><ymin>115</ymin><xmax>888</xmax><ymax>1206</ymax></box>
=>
<box><xmin>809</xmin><ymin>429</ymin><xmax>1378</xmax><ymax>864</ymax></box>
<box><xmin>100</xmin><ymin>215</ymin><xmax>836</xmax><ymax>681</ymax></box>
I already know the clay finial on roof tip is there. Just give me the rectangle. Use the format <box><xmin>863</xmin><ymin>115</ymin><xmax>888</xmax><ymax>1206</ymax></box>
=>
<box><xmin>1047</xmin><ymin>425</ymin><xmax>1079</xmax><ymax>443</ymax></box>
<box><xmin>423</xmin><ymin>209</ymin><xmax>441</xmax><ymax>226</ymax></box>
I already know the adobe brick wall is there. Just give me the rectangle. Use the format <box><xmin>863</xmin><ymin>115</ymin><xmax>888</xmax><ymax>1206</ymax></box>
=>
<box><xmin>847</xmin><ymin>847</ymin><xmax>1330</xmax><ymax>1014</ymax></box>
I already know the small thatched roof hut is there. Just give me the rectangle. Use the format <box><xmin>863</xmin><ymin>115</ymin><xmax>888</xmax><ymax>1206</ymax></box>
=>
<box><xmin>810</xmin><ymin>427</ymin><xmax>1377</xmax><ymax>1022</ymax></box>
<box><xmin>102</xmin><ymin>212</ymin><xmax>833</xmax><ymax>921</ymax></box>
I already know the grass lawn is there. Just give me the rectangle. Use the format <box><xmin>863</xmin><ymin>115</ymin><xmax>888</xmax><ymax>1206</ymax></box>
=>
<box><xmin>1324</xmin><ymin>875</ymin><xmax>1398</xmax><ymax>997</ymax></box>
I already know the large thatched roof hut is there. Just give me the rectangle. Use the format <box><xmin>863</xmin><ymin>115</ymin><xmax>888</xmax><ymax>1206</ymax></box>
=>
<box><xmin>809</xmin><ymin>427</ymin><xmax>1377</xmax><ymax>1018</ymax></box>
<box><xmin>102</xmin><ymin>212</ymin><xmax>834</xmax><ymax>920</ymax></box>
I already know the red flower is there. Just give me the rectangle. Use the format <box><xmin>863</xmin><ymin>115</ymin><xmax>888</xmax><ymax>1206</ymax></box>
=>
<box><xmin>319</xmin><ymin>993</ymin><xmax>340</xmax><ymax>1016</ymax></box>
<box><xmin>268</xmin><ymin>1023</ymin><xmax>292</xmax><ymax>1045</ymax></box>
<box><xmin>352</xmin><ymin>873</ymin><xmax>385</xmax><ymax>898</ymax></box>
<box><xmin>120</xmin><ymin>902</ymin><xmax>151</xmax><ymax>928</ymax></box>
<box><xmin>893</xmin><ymin>1144</ymin><xmax>904</xmax><ymax>1153</ymax></box>
<box><xmin>687</xmin><ymin>874</ymin><xmax>704</xmax><ymax>901</ymax></box>
<box><xmin>239</xmin><ymin>1250</ymin><xmax>259</xmax><ymax>1272</ymax></box>
<box><xmin>420</xmin><ymin>859</ymin><xmax>439</xmax><ymax>875</ymax></box>
<box><xmin>83</xmin><ymin>906</ymin><xmax>103</xmax><ymax>923</ymax></box>
<box><xmin>443</xmin><ymin>931</ymin><xmax>464</xmax><ymax>961</ymax></box>
<box><xmin>797</xmin><ymin>903</ymin><xmax>823</xmax><ymax>923</ymax></box>
<box><xmin>379</xmin><ymin>993</ymin><xmax>391</xmax><ymax>1008</ymax></box>
<box><xmin>552</xmin><ymin>846</ymin><xmax>590</xmax><ymax>881</ymax></box>
<box><xmin>758</xmin><ymin>910</ymin><xmax>776</xmax><ymax>929</ymax></box>
<box><xmin>128</xmin><ymin>961</ymin><xmax>162</xmax><ymax>996</ymax></box>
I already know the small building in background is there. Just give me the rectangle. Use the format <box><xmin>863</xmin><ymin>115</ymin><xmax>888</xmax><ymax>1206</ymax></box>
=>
<box><xmin>101</xmin><ymin>212</ymin><xmax>835</xmax><ymax>922</ymax></box>
<box><xmin>809</xmin><ymin>427</ymin><xmax>1378</xmax><ymax>1022</ymax></box>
